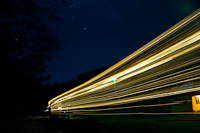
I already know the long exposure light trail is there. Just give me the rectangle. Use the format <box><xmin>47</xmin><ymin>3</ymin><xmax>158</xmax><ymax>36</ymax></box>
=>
<box><xmin>48</xmin><ymin>9</ymin><xmax>200</xmax><ymax>105</ymax></box>
<box><xmin>54</xmin><ymin>100</ymin><xmax>187</xmax><ymax>113</ymax></box>
<box><xmin>48</xmin><ymin>9</ymin><xmax>200</xmax><ymax>115</ymax></box>
<box><xmin>68</xmin><ymin>70</ymin><xmax>200</xmax><ymax>107</ymax></box>
<box><xmin>61</xmin><ymin>65</ymin><xmax>199</xmax><ymax>103</ymax></box>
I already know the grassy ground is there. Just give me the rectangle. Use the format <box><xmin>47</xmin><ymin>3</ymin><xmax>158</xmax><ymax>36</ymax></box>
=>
<box><xmin>0</xmin><ymin>116</ymin><xmax>59</xmax><ymax>133</ymax></box>
<box><xmin>0</xmin><ymin>116</ymin><xmax>139</xmax><ymax>133</ymax></box>
<box><xmin>2</xmin><ymin>115</ymin><xmax>200</xmax><ymax>133</ymax></box>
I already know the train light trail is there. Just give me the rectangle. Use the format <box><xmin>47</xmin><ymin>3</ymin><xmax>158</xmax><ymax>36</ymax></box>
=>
<box><xmin>48</xmin><ymin>9</ymin><xmax>200</xmax><ymax>115</ymax></box>
<box><xmin>112</xmin><ymin>77</ymin><xmax>118</xmax><ymax>82</ymax></box>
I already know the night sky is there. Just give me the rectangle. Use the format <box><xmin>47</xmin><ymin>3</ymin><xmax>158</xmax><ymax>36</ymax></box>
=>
<box><xmin>46</xmin><ymin>0</ymin><xmax>200</xmax><ymax>83</ymax></box>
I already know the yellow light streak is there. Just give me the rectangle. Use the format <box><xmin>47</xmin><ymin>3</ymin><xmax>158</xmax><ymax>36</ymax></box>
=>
<box><xmin>53</xmin><ymin>39</ymin><xmax>200</xmax><ymax>106</ymax></box>
<box><xmin>48</xmin><ymin>9</ymin><xmax>200</xmax><ymax>106</ymax></box>
<box><xmin>48</xmin><ymin>9</ymin><xmax>200</xmax><ymax>115</ymax></box>
<box><xmin>65</xmin><ymin>67</ymin><xmax>200</xmax><ymax>107</ymax></box>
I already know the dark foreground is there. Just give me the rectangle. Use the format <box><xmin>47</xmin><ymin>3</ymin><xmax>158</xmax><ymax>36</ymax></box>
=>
<box><xmin>0</xmin><ymin>116</ymin><xmax>141</xmax><ymax>133</ymax></box>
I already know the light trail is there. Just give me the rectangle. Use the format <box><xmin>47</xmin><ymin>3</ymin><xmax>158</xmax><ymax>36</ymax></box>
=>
<box><xmin>48</xmin><ymin>9</ymin><xmax>200</xmax><ymax>115</ymax></box>
<box><xmin>53</xmin><ymin>100</ymin><xmax>187</xmax><ymax>113</ymax></box>
<box><xmin>80</xmin><ymin>58</ymin><xmax>200</xmax><ymax>101</ymax></box>
<box><xmin>59</xmin><ymin>84</ymin><xmax>200</xmax><ymax>111</ymax></box>
<box><xmin>59</xmin><ymin>65</ymin><xmax>200</xmax><ymax>104</ymax></box>
<box><xmin>64</xmin><ymin>69</ymin><xmax>200</xmax><ymax>108</ymax></box>
<box><xmin>48</xmin><ymin>9</ymin><xmax>200</xmax><ymax>106</ymax></box>
<box><xmin>52</xmin><ymin>40</ymin><xmax>200</xmax><ymax>106</ymax></box>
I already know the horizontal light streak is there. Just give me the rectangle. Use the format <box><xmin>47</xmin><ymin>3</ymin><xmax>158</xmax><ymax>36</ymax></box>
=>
<box><xmin>61</xmin><ymin>64</ymin><xmax>199</xmax><ymax>104</ymax></box>
<box><xmin>81</xmin><ymin>57</ymin><xmax>200</xmax><ymax>101</ymax></box>
<box><xmin>66</xmin><ymin>68</ymin><xmax>200</xmax><ymax>107</ymax></box>
<box><xmin>52</xmin><ymin>100</ymin><xmax>186</xmax><ymax>112</ymax></box>
<box><xmin>56</xmin><ymin>78</ymin><xmax>200</xmax><ymax>110</ymax></box>
<box><xmin>63</xmin><ymin>83</ymin><xmax>200</xmax><ymax>111</ymax></box>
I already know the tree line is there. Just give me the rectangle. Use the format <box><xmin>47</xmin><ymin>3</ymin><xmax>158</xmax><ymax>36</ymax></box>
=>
<box><xmin>46</xmin><ymin>66</ymin><xmax>109</xmax><ymax>102</ymax></box>
<box><xmin>0</xmin><ymin>0</ymin><xmax>65</xmax><ymax>118</ymax></box>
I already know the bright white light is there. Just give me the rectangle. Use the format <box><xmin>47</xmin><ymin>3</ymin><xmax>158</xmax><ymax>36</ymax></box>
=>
<box><xmin>112</xmin><ymin>77</ymin><xmax>118</xmax><ymax>81</ymax></box>
<box><xmin>45</xmin><ymin>109</ymin><xmax>49</xmax><ymax>112</ymax></box>
<box><xmin>67</xmin><ymin>97</ymin><xmax>72</xmax><ymax>99</ymax></box>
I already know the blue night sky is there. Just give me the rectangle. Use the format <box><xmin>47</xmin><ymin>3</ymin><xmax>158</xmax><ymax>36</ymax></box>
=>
<box><xmin>46</xmin><ymin>0</ymin><xmax>200</xmax><ymax>83</ymax></box>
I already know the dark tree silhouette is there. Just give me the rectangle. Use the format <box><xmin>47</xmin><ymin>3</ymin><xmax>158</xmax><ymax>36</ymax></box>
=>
<box><xmin>46</xmin><ymin>66</ymin><xmax>109</xmax><ymax>100</ymax></box>
<box><xmin>0</xmin><ymin>0</ymin><xmax>66</xmax><ymax>117</ymax></box>
<box><xmin>0</xmin><ymin>0</ymin><xmax>65</xmax><ymax>81</ymax></box>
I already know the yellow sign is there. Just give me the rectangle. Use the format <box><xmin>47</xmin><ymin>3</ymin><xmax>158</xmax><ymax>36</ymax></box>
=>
<box><xmin>192</xmin><ymin>95</ymin><xmax>200</xmax><ymax>112</ymax></box>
